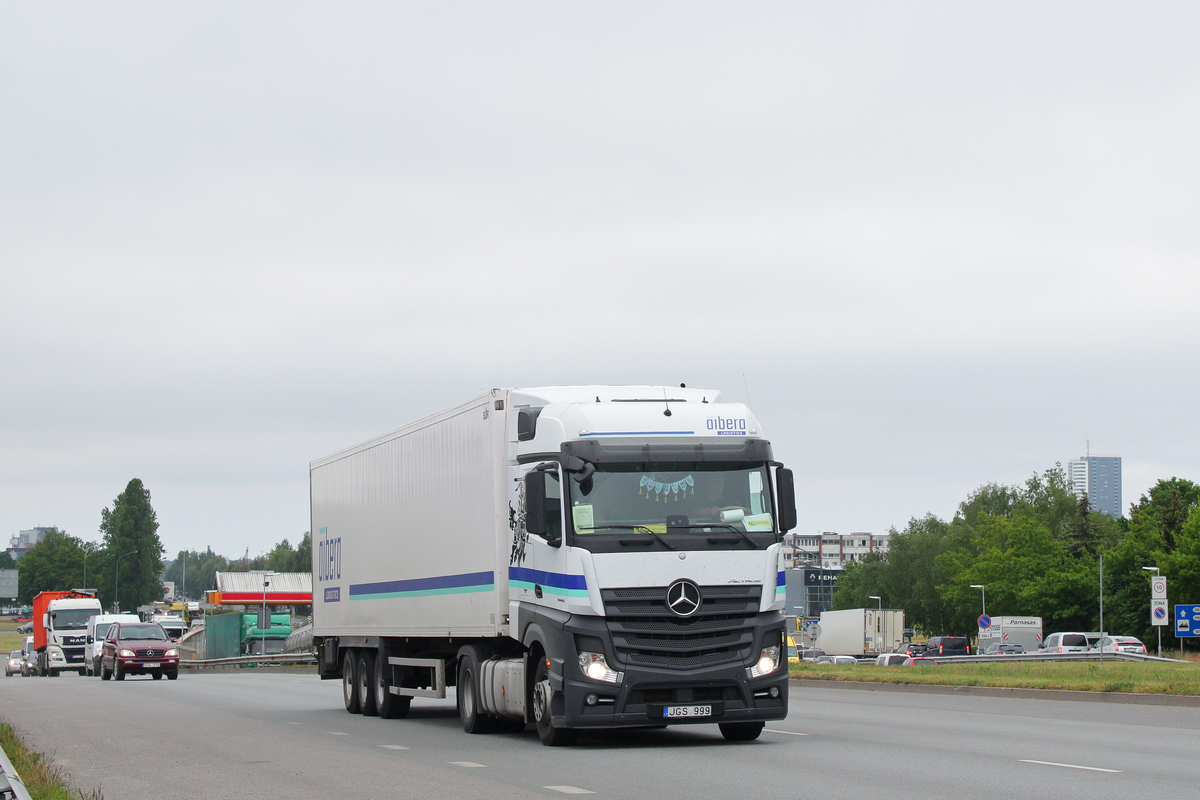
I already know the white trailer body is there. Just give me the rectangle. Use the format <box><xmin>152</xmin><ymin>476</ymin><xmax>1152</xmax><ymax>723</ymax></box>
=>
<box><xmin>817</xmin><ymin>608</ymin><xmax>904</xmax><ymax>657</ymax></box>
<box><xmin>978</xmin><ymin>616</ymin><xmax>1043</xmax><ymax>653</ymax></box>
<box><xmin>311</xmin><ymin>386</ymin><xmax>798</xmax><ymax>746</ymax></box>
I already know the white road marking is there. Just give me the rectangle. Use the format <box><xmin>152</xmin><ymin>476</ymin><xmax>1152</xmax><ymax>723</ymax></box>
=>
<box><xmin>765</xmin><ymin>729</ymin><xmax>809</xmax><ymax>736</ymax></box>
<box><xmin>326</xmin><ymin>732</ymin><xmax>350</xmax><ymax>736</ymax></box>
<box><xmin>285</xmin><ymin>722</ymin><xmax>303</xmax><ymax>726</ymax></box>
<box><xmin>543</xmin><ymin>787</ymin><xmax>595</xmax><ymax>795</ymax></box>
<box><xmin>448</xmin><ymin>761</ymin><xmax>487</xmax><ymax>768</ymax></box>
<box><xmin>379</xmin><ymin>745</ymin><xmax>409</xmax><ymax>750</ymax></box>
<box><xmin>1020</xmin><ymin>760</ymin><xmax>1121</xmax><ymax>773</ymax></box>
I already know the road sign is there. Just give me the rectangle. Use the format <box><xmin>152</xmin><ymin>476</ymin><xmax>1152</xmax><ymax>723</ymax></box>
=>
<box><xmin>0</xmin><ymin>569</ymin><xmax>17</xmax><ymax>599</ymax></box>
<box><xmin>1176</xmin><ymin>604</ymin><xmax>1200</xmax><ymax>639</ymax></box>
<box><xmin>1151</xmin><ymin>599</ymin><xmax>1169</xmax><ymax>625</ymax></box>
<box><xmin>1151</xmin><ymin>576</ymin><xmax>1168</xmax><ymax>598</ymax></box>
<box><xmin>978</xmin><ymin>614</ymin><xmax>992</xmax><ymax>629</ymax></box>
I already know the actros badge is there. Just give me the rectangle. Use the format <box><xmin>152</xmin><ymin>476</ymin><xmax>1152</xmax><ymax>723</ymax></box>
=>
<box><xmin>666</xmin><ymin>579</ymin><xmax>702</xmax><ymax>617</ymax></box>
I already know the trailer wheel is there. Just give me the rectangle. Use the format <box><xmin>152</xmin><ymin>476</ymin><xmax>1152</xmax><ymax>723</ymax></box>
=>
<box><xmin>374</xmin><ymin>652</ymin><xmax>411</xmax><ymax>720</ymax></box>
<box><xmin>533</xmin><ymin>658</ymin><xmax>577</xmax><ymax>746</ymax></box>
<box><xmin>342</xmin><ymin>650</ymin><xmax>360</xmax><ymax>713</ymax></box>
<box><xmin>718</xmin><ymin>722</ymin><xmax>764</xmax><ymax>741</ymax></box>
<box><xmin>457</xmin><ymin>647</ymin><xmax>497</xmax><ymax>734</ymax></box>
<box><xmin>357</xmin><ymin>650</ymin><xmax>378</xmax><ymax>716</ymax></box>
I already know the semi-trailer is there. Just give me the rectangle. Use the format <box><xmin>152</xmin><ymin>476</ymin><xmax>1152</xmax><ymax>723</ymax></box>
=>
<box><xmin>311</xmin><ymin>385</ymin><xmax>797</xmax><ymax>745</ymax></box>
<box><xmin>816</xmin><ymin>608</ymin><xmax>905</xmax><ymax>657</ymax></box>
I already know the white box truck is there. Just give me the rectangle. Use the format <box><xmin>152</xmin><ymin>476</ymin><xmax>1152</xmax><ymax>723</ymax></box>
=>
<box><xmin>311</xmin><ymin>385</ymin><xmax>797</xmax><ymax>745</ymax></box>
<box><xmin>977</xmin><ymin>616</ymin><xmax>1042</xmax><ymax>653</ymax></box>
<box><xmin>817</xmin><ymin>608</ymin><xmax>904</xmax><ymax>657</ymax></box>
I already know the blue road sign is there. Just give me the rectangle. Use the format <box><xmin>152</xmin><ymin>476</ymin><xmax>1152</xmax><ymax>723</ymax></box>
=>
<box><xmin>1154</xmin><ymin>606</ymin><xmax>1168</xmax><ymax>621</ymax></box>
<box><xmin>1176</xmin><ymin>604</ymin><xmax>1200</xmax><ymax>639</ymax></box>
<box><xmin>978</xmin><ymin>614</ymin><xmax>992</xmax><ymax>629</ymax></box>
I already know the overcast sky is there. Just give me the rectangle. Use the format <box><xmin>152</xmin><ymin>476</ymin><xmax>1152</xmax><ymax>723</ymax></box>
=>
<box><xmin>3</xmin><ymin>3</ymin><xmax>1198</xmax><ymax>560</ymax></box>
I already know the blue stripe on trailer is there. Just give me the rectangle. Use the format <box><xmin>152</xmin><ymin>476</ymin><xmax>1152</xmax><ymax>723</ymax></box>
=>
<box><xmin>509</xmin><ymin>567</ymin><xmax>589</xmax><ymax>597</ymax></box>
<box><xmin>349</xmin><ymin>571</ymin><xmax>495</xmax><ymax>600</ymax></box>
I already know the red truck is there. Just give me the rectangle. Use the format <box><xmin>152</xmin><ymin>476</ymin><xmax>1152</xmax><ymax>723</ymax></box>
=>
<box><xmin>32</xmin><ymin>590</ymin><xmax>102</xmax><ymax>676</ymax></box>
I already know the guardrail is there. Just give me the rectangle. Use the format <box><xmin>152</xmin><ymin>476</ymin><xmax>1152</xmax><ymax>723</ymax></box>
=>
<box><xmin>923</xmin><ymin>651</ymin><xmax>1189</xmax><ymax>665</ymax></box>
<box><xmin>181</xmin><ymin>652</ymin><xmax>317</xmax><ymax>669</ymax></box>
<box><xmin>0</xmin><ymin>738</ymin><xmax>34</xmax><ymax>800</ymax></box>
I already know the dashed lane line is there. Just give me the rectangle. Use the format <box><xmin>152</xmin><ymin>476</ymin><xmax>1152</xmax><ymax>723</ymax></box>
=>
<box><xmin>448</xmin><ymin>761</ymin><xmax>488</xmax><ymax>768</ymax></box>
<box><xmin>1020</xmin><ymin>760</ymin><xmax>1121</xmax><ymax>773</ymax></box>
<box><xmin>764</xmin><ymin>729</ymin><xmax>809</xmax><ymax>736</ymax></box>
<box><xmin>543</xmin><ymin>787</ymin><xmax>595</xmax><ymax>795</ymax></box>
<box><xmin>379</xmin><ymin>745</ymin><xmax>409</xmax><ymax>750</ymax></box>
<box><xmin>326</xmin><ymin>732</ymin><xmax>350</xmax><ymax>736</ymax></box>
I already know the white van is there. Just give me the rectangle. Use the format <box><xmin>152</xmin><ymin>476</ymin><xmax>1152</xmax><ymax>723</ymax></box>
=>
<box><xmin>1040</xmin><ymin>631</ymin><xmax>1090</xmax><ymax>654</ymax></box>
<box><xmin>20</xmin><ymin>635</ymin><xmax>35</xmax><ymax>677</ymax></box>
<box><xmin>85</xmin><ymin>614</ymin><xmax>140</xmax><ymax>676</ymax></box>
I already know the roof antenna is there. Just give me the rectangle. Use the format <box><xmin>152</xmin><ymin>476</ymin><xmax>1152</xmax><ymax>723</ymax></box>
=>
<box><xmin>662</xmin><ymin>387</ymin><xmax>672</xmax><ymax>417</ymax></box>
<box><xmin>742</xmin><ymin>373</ymin><xmax>754</xmax><ymax>411</ymax></box>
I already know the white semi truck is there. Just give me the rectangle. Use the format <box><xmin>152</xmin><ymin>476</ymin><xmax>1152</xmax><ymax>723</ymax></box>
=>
<box><xmin>817</xmin><ymin>608</ymin><xmax>905</xmax><ymax>657</ymax></box>
<box><xmin>311</xmin><ymin>385</ymin><xmax>797</xmax><ymax>745</ymax></box>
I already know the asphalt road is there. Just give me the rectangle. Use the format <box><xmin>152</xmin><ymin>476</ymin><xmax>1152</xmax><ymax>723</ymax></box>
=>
<box><xmin>2</xmin><ymin>670</ymin><xmax>1198</xmax><ymax>799</ymax></box>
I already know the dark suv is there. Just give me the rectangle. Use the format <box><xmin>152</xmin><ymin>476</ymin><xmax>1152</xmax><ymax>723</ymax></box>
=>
<box><xmin>923</xmin><ymin>636</ymin><xmax>969</xmax><ymax>656</ymax></box>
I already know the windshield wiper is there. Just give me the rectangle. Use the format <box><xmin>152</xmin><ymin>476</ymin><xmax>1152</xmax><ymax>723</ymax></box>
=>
<box><xmin>670</xmin><ymin>523</ymin><xmax>759</xmax><ymax>548</ymax></box>
<box><xmin>580</xmin><ymin>524</ymin><xmax>677</xmax><ymax>550</ymax></box>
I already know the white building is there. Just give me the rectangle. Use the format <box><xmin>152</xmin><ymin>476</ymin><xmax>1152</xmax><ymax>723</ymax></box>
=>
<box><xmin>7</xmin><ymin>527</ymin><xmax>55</xmax><ymax>560</ymax></box>
<box><xmin>1067</xmin><ymin>455</ymin><xmax>1122</xmax><ymax>518</ymax></box>
<box><xmin>782</xmin><ymin>531</ymin><xmax>889</xmax><ymax>570</ymax></box>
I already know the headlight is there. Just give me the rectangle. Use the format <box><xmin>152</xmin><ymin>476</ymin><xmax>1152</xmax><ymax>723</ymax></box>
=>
<box><xmin>164</xmin><ymin>649</ymin><xmax>178</xmax><ymax>658</ymax></box>
<box><xmin>577</xmin><ymin>651</ymin><xmax>622</xmax><ymax>684</ymax></box>
<box><xmin>749</xmin><ymin>645</ymin><xmax>781</xmax><ymax>678</ymax></box>
<box><xmin>119</xmin><ymin>649</ymin><xmax>135</xmax><ymax>658</ymax></box>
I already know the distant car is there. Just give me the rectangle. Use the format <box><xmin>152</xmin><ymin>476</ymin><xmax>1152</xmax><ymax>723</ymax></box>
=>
<box><xmin>16</xmin><ymin>622</ymin><xmax>32</xmax><ymax>634</ymax></box>
<box><xmin>923</xmin><ymin>636</ymin><xmax>970</xmax><ymax>656</ymax></box>
<box><xmin>896</xmin><ymin>643</ymin><xmax>926</xmax><ymax>657</ymax></box>
<box><xmin>1091</xmin><ymin>636</ymin><xmax>1147</xmax><ymax>655</ymax></box>
<box><xmin>906</xmin><ymin>657</ymin><xmax>938</xmax><ymax>666</ymax></box>
<box><xmin>100</xmin><ymin>622</ymin><xmax>180</xmax><ymax>681</ymax></box>
<box><xmin>875</xmin><ymin>653</ymin><xmax>911</xmax><ymax>666</ymax></box>
<box><xmin>984</xmin><ymin>643</ymin><xmax>1025</xmax><ymax>655</ymax></box>
<box><xmin>787</xmin><ymin>636</ymin><xmax>800</xmax><ymax>665</ymax></box>
<box><xmin>1041</xmin><ymin>632</ymin><xmax>1090</xmax><ymax>654</ymax></box>
<box><xmin>828</xmin><ymin>655</ymin><xmax>857</xmax><ymax>665</ymax></box>
<box><xmin>799</xmin><ymin>649</ymin><xmax>826</xmax><ymax>662</ymax></box>
<box><xmin>20</xmin><ymin>636</ymin><xmax>35</xmax><ymax>677</ymax></box>
<box><xmin>5</xmin><ymin>650</ymin><xmax>22</xmax><ymax>677</ymax></box>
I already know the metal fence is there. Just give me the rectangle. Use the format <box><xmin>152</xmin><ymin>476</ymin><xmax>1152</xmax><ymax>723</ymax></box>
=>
<box><xmin>0</xmin><ymin>738</ymin><xmax>34</xmax><ymax>800</ymax></box>
<box><xmin>181</xmin><ymin>652</ymin><xmax>317</xmax><ymax>669</ymax></box>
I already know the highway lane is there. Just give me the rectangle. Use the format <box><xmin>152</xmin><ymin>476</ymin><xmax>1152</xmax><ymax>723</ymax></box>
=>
<box><xmin>2</xmin><ymin>671</ymin><xmax>1198</xmax><ymax>799</ymax></box>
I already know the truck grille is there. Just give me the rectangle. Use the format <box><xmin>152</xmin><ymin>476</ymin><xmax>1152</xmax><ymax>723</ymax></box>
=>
<box><xmin>601</xmin><ymin>585</ymin><xmax>760</xmax><ymax>669</ymax></box>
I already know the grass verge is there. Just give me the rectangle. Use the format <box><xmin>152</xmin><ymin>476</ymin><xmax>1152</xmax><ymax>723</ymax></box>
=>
<box><xmin>0</xmin><ymin>722</ymin><xmax>101</xmax><ymax>800</ymax></box>
<box><xmin>789</xmin><ymin>659</ymin><xmax>1200</xmax><ymax>695</ymax></box>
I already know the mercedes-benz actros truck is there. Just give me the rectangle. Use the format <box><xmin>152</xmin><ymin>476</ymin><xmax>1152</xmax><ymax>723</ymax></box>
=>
<box><xmin>310</xmin><ymin>385</ymin><xmax>796</xmax><ymax>745</ymax></box>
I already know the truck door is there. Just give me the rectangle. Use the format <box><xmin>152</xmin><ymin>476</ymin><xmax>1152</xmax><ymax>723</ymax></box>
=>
<box><xmin>510</xmin><ymin>463</ymin><xmax>573</xmax><ymax>612</ymax></box>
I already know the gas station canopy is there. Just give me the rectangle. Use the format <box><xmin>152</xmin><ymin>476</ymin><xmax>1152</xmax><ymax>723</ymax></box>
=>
<box><xmin>207</xmin><ymin>572</ymin><xmax>312</xmax><ymax>606</ymax></box>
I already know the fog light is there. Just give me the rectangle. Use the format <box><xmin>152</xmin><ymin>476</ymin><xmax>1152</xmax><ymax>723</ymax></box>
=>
<box><xmin>586</xmin><ymin>693</ymin><xmax>598</xmax><ymax>706</ymax></box>
<box><xmin>749</xmin><ymin>645</ymin><xmax>781</xmax><ymax>678</ymax></box>
<box><xmin>577</xmin><ymin>651</ymin><xmax>622</xmax><ymax>684</ymax></box>
<box><xmin>769</xmin><ymin>686</ymin><xmax>780</xmax><ymax>698</ymax></box>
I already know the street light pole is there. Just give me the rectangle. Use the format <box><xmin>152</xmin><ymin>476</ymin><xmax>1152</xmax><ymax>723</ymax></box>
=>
<box><xmin>114</xmin><ymin>550</ymin><xmax>138</xmax><ymax>613</ymax></box>
<box><xmin>970</xmin><ymin>584</ymin><xmax>986</xmax><ymax>616</ymax></box>
<box><xmin>1142</xmin><ymin>566</ymin><xmax>1162</xmax><ymax>657</ymax></box>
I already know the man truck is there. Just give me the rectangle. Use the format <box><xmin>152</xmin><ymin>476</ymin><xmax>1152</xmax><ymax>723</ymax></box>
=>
<box><xmin>311</xmin><ymin>385</ymin><xmax>797</xmax><ymax>745</ymax></box>
<box><xmin>32</xmin><ymin>590</ymin><xmax>103</xmax><ymax>676</ymax></box>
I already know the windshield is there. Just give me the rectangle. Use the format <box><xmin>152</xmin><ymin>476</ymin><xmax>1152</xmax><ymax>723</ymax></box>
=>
<box><xmin>94</xmin><ymin>623</ymin><xmax>112</xmax><ymax>640</ymax></box>
<box><xmin>50</xmin><ymin>609</ymin><xmax>98</xmax><ymax>630</ymax></box>
<box><xmin>118</xmin><ymin>626</ymin><xmax>168</xmax><ymax>641</ymax></box>
<box><xmin>566</xmin><ymin>463</ymin><xmax>776</xmax><ymax>551</ymax></box>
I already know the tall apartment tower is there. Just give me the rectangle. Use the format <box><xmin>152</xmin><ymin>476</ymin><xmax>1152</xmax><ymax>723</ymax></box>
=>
<box><xmin>1067</xmin><ymin>455</ymin><xmax>1122</xmax><ymax>518</ymax></box>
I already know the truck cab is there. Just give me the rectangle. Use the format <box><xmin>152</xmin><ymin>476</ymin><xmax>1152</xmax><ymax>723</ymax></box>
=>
<box><xmin>34</xmin><ymin>591</ymin><xmax>103</xmax><ymax>676</ymax></box>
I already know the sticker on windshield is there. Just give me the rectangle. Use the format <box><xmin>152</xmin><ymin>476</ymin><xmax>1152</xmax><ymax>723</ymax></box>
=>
<box><xmin>572</xmin><ymin>504</ymin><xmax>594</xmax><ymax>534</ymax></box>
<box><xmin>743</xmin><ymin>513</ymin><xmax>773</xmax><ymax>531</ymax></box>
<box><xmin>639</xmin><ymin>474</ymin><xmax>694</xmax><ymax>501</ymax></box>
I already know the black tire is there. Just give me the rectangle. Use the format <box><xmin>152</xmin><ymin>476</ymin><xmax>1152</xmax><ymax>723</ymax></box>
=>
<box><xmin>358</xmin><ymin>650</ymin><xmax>378</xmax><ymax>716</ymax></box>
<box><xmin>101</xmin><ymin>661</ymin><xmax>111</xmax><ymax>680</ymax></box>
<box><xmin>49</xmin><ymin>668</ymin><xmax>59</xmax><ymax>677</ymax></box>
<box><xmin>114</xmin><ymin>662</ymin><xmax>125</xmax><ymax>681</ymax></box>
<box><xmin>152</xmin><ymin>672</ymin><xmax>163</xmax><ymax>680</ymax></box>
<box><xmin>375</xmin><ymin>652</ymin><xmax>411</xmax><ymax>720</ymax></box>
<box><xmin>457</xmin><ymin>646</ymin><xmax>497</xmax><ymax>734</ymax></box>
<box><xmin>533</xmin><ymin>657</ymin><xmax>577</xmax><ymax>746</ymax></box>
<box><xmin>167</xmin><ymin>670</ymin><xmax>178</xmax><ymax>680</ymax></box>
<box><xmin>95</xmin><ymin>658</ymin><xmax>102</xmax><ymax>678</ymax></box>
<box><xmin>342</xmin><ymin>650</ymin><xmax>360</xmax><ymax>713</ymax></box>
<box><xmin>719</xmin><ymin>721</ymin><xmax>764</xmax><ymax>741</ymax></box>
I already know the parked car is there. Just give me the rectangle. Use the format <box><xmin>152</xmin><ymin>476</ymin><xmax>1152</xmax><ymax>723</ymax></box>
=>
<box><xmin>5</xmin><ymin>650</ymin><xmax>22</xmax><ymax>676</ymax></box>
<box><xmin>100</xmin><ymin>622</ymin><xmax>180</xmax><ymax>681</ymax></box>
<box><xmin>923</xmin><ymin>636</ymin><xmax>970</xmax><ymax>656</ymax></box>
<box><xmin>983</xmin><ymin>643</ymin><xmax>1025</xmax><ymax>655</ymax></box>
<box><xmin>1040</xmin><ymin>632</ymin><xmax>1090</xmax><ymax>654</ymax></box>
<box><xmin>16</xmin><ymin>622</ymin><xmax>32</xmax><ymax>634</ymax></box>
<box><xmin>1091</xmin><ymin>636</ymin><xmax>1147</xmax><ymax>654</ymax></box>
<box><xmin>875</xmin><ymin>653</ymin><xmax>911</xmax><ymax>666</ymax></box>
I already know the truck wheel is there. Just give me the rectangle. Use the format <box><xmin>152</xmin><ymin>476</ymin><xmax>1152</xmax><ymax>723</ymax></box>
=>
<box><xmin>718</xmin><ymin>722</ymin><xmax>764</xmax><ymax>741</ymax></box>
<box><xmin>374</xmin><ymin>652</ymin><xmax>411</xmax><ymax>720</ymax></box>
<box><xmin>457</xmin><ymin>646</ymin><xmax>497</xmax><ymax>734</ymax></box>
<box><xmin>533</xmin><ymin>658</ymin><xmax>577</xmax><ymax>746</ymax></box>
<box><xmin>342</xmin><ymin>650</ymin><xmax>361</xmax><ymax>713</ymax></box>
<box><xmin>357</xmin><ymin>650</ymin><xmax>378</xmax><ymax>716</ymax></box>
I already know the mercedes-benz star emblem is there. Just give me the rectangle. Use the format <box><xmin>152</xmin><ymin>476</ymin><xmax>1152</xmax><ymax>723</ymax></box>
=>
<box><xmin>666</xmin><ymin>579</ymin><xmax>702</xmax><ymax>617</ymax></box>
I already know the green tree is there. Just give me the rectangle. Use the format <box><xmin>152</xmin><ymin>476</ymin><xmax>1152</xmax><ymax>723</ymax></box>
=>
<box><xmin>99</xmin><ymin>478</ymin><xmax>165</xmax><ymax>612</ymax></box>
<box><xmin>14</xmin><ymin>529</ymin><xmax>87</xmax><ymax>603</ymax></box>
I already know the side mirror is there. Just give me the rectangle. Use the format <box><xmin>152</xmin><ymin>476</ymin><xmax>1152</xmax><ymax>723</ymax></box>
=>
<box><xmin>524</xmin><ymin>471</ymin><xmax>547</xmax><ymax>537</ymax></box>
<box><xmin>42</xmin><ymin>614</ymin><xmax>49</xmax><ymax>628</ymax></box>
<box><xmin>87</xmin><ymin>635</ymin><xmax>93</xmax><ymax>643</ymax></box>
<box><xmin>776</xmin><ymin>468</ymin><xmax>798</xmax><ymax>532</ymax></box>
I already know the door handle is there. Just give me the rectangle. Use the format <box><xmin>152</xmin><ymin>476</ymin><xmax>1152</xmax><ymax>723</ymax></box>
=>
<box><xmin>534</xmin><ymin>584</ymin><xmax>543</xmax><ymax>599</ymax></box>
